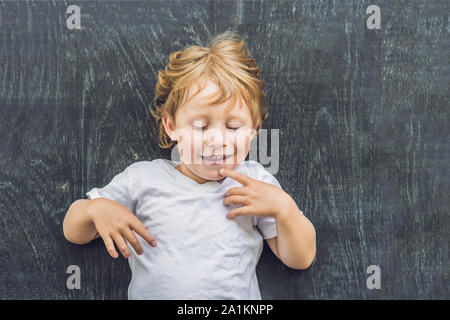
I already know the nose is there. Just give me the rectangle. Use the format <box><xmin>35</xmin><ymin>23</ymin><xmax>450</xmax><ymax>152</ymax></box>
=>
<box><xmin>204</xmin><ymin>126</ymin><xmax>227</xmax><ymax>150</ymax></box>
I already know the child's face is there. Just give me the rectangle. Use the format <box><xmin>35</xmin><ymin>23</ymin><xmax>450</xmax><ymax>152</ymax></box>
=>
<box><xmin>163</xmin><ymin>78</ymin><xmax>256</xmax><ymax>184</ymax></box>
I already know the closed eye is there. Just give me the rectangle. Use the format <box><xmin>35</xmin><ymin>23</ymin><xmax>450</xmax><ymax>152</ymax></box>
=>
<box><xmin>192</xmin><ymin>125</ymin><xmax>240</xmax><ymax>131</ymax></box>
<box><xmin>193</xmin><ymin>125</ymin><xmax>207</xmax><ymax>131</ymax></box>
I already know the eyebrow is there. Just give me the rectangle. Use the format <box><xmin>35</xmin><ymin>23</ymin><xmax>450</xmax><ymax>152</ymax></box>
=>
<box><xmin>188</xmin><ymin>112</ymin><xmax>245</xmax><ymax>121</ymax></box>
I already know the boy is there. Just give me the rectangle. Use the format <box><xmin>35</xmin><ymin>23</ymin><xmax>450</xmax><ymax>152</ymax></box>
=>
<box><xmin>63</xmin><ymin>31</ymin><xmax>316</xmax><ymax>299</ymax></box>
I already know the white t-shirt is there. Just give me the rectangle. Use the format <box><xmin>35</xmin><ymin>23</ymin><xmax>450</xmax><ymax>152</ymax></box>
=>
<box><xmin>86</xmin><ymin>158</ymin><xmax>282</xmax><ymax>300</ymax></box>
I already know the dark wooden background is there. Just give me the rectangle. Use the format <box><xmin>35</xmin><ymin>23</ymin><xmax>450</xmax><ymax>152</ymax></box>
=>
<box><xmin>0</xmin><ymin>0</ymin><xmax>448</xmax><ymax>299</ymax></box>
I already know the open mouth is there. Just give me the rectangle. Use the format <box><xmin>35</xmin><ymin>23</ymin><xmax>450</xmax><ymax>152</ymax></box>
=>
<box><xmin>201</xmin><ymin>154</ymin><xmax>232</xmax><ymax>164</ymax></box>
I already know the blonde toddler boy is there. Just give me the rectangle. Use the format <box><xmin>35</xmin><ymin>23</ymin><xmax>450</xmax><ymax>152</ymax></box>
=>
<box><xmin>63</xmin><ymin>31</ymin><xmax>316</xmax><ymax>299</ymax></box>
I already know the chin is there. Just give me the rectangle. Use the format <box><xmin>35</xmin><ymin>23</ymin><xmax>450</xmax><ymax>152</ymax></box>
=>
<box><xmin>200</xmin><ymin>169</ymin><xmax>224</xmax><ymax>181</ymax></box>
<box><xmin>191</xmin><ymin>167</ymin><xmax>223</xmax><ymax>182</ymax></box>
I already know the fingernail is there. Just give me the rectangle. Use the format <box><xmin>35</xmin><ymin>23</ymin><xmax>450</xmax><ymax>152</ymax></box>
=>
<box><xmin>219</xmin><ymin>168</ymin><xmax>224</xmax><ymax>175</ymax></box>
<box><xmin>151</xmin><ymin>240</ymin><xmax>158</xmax><ymax>247</ymax></box>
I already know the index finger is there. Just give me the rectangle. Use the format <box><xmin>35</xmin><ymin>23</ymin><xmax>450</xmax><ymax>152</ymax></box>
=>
<box><xmin>129</xmin><ymin>219</ymin><xmax>158</xmax><ymax>247</ymax></box>
<box><xmin>219</xmin><ymin>168</ymin><xmax>252</xmax><ymax>186</ymax></box>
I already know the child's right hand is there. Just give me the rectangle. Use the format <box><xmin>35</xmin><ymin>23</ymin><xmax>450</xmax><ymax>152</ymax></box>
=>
<box><xmin>86</xmin><ymin>198</ymin><xmax>157</xmax><ymax>259</ymax></box>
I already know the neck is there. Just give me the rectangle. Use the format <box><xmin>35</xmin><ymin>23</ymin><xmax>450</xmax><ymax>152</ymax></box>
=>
<box><xmin>175</xmin><ymin>162</ymin><xmax>211</xmax><ymax>184</ymax></box>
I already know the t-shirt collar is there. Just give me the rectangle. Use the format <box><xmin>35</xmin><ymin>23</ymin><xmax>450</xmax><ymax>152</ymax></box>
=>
<box><xmin>161</xmin><ymin>159</ymin><xmax>245</xmax><ymax>192</ymax></box>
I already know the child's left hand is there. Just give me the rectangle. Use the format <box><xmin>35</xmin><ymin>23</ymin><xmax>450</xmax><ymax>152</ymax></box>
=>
<box><xmin>219</xmin><ymin>168</ymin><xmax>293</xmax><ymax>220</ymax></box>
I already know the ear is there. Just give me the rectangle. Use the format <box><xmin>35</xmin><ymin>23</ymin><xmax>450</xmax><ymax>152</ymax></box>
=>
<box><xmin>162</xmin><ymin>112</ymin><xmax>177</xmax><ymax>141</ymax></box>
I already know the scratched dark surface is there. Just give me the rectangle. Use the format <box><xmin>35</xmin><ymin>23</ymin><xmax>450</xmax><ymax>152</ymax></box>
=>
<box><xmin>0</xmin><ymin>0</ymin><xmax>448</xmax><ymax>299</ymax></box>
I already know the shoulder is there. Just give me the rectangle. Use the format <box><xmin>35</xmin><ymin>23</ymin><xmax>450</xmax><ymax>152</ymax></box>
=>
<box><xmin>124</xmin><ymin>159</ymin><xmax>168</xmax><ymax>177</ymax></box>
<box><xmin>247</xmin><ymin>160</ymin><xmax>267</xmax><ymax>174</ymax></box>
<box><xmin>126</xmin><ymin>159</ymin><xmax>165</xmax><ymax>168</ymax></box>
<box><xmin>238</xmin><ymin>160</ymin><xmax>268</xmax><ymax>176</ymax></box>
<box><xmin>236</xmin><ymin>160</ymin><xmax>261</xmax><ymax>172</ymax></box>
<box><xmin>238</xmin><ymin>160</ymin><xmax>280</xmax><ymax>186</ymax></box>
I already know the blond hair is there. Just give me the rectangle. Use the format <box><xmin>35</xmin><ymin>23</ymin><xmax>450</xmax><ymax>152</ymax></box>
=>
<box><xmin>149</xmin><ymin>31</ymin><xmax>268</xmax><ymax>149</ymax></box>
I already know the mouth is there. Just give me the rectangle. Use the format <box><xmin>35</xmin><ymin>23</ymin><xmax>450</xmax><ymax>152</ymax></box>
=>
<box><xmin>201</xmin><ymin>154</ymin><xmax>232</xmax><ymax>165</ymax></box>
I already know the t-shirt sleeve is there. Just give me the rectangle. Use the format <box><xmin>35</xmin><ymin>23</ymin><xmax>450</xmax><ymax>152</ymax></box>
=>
<box><xmin>85</xmin><ymin>166</ymin><xmax>136</xmax><ymax>214</ymax></box>
<box><xmin>252</xmin><ymin>164</ymin><xmax>283</xmax><ymax>240</ymax></box>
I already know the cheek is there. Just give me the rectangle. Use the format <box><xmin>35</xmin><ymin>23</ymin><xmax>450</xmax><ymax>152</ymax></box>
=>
<box><xmin>192</xmin><ymin>131</ymin><xmax>204</xmax><ymax>151</ymax></box>
<box><xmin>233</xmin><ymin>132</ymin><xmax>251</xmax><ymax>150</ymax></box>
<box><xmin>231</xmin><ymin>133</ymin><xmax>251</xmax><ymax>161</ymax></box>
<box><xmin>178</xmin><ymin>132</ymin><xmax>203</xmax><ymax>164</ymax></box>
<box><xmin>177</xmin><ymin>136</ymin><xmax>192</xmax><ymax>156</ymax></box>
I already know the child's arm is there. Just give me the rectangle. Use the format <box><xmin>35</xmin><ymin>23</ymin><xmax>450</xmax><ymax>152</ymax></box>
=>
<box><xmin>63</xmin><ymin>198</ymin><xmax>158</xmax><ymax>258</ymax></box>
<box><xmin>267</xmin><ymin>201</ymin><xmax>316</xmax><ymax>270</ymax></box>
<box><xmin>63</xmin><ymin>199</ymin><xmax>100</xmax><ymax>244</ymax></box>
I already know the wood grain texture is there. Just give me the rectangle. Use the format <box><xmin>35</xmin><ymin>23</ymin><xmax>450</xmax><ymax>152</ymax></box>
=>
<box><xmin>0</xmin><ymin>0</ymin><xmax>447</xmax><ymax>299</ymax></box>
